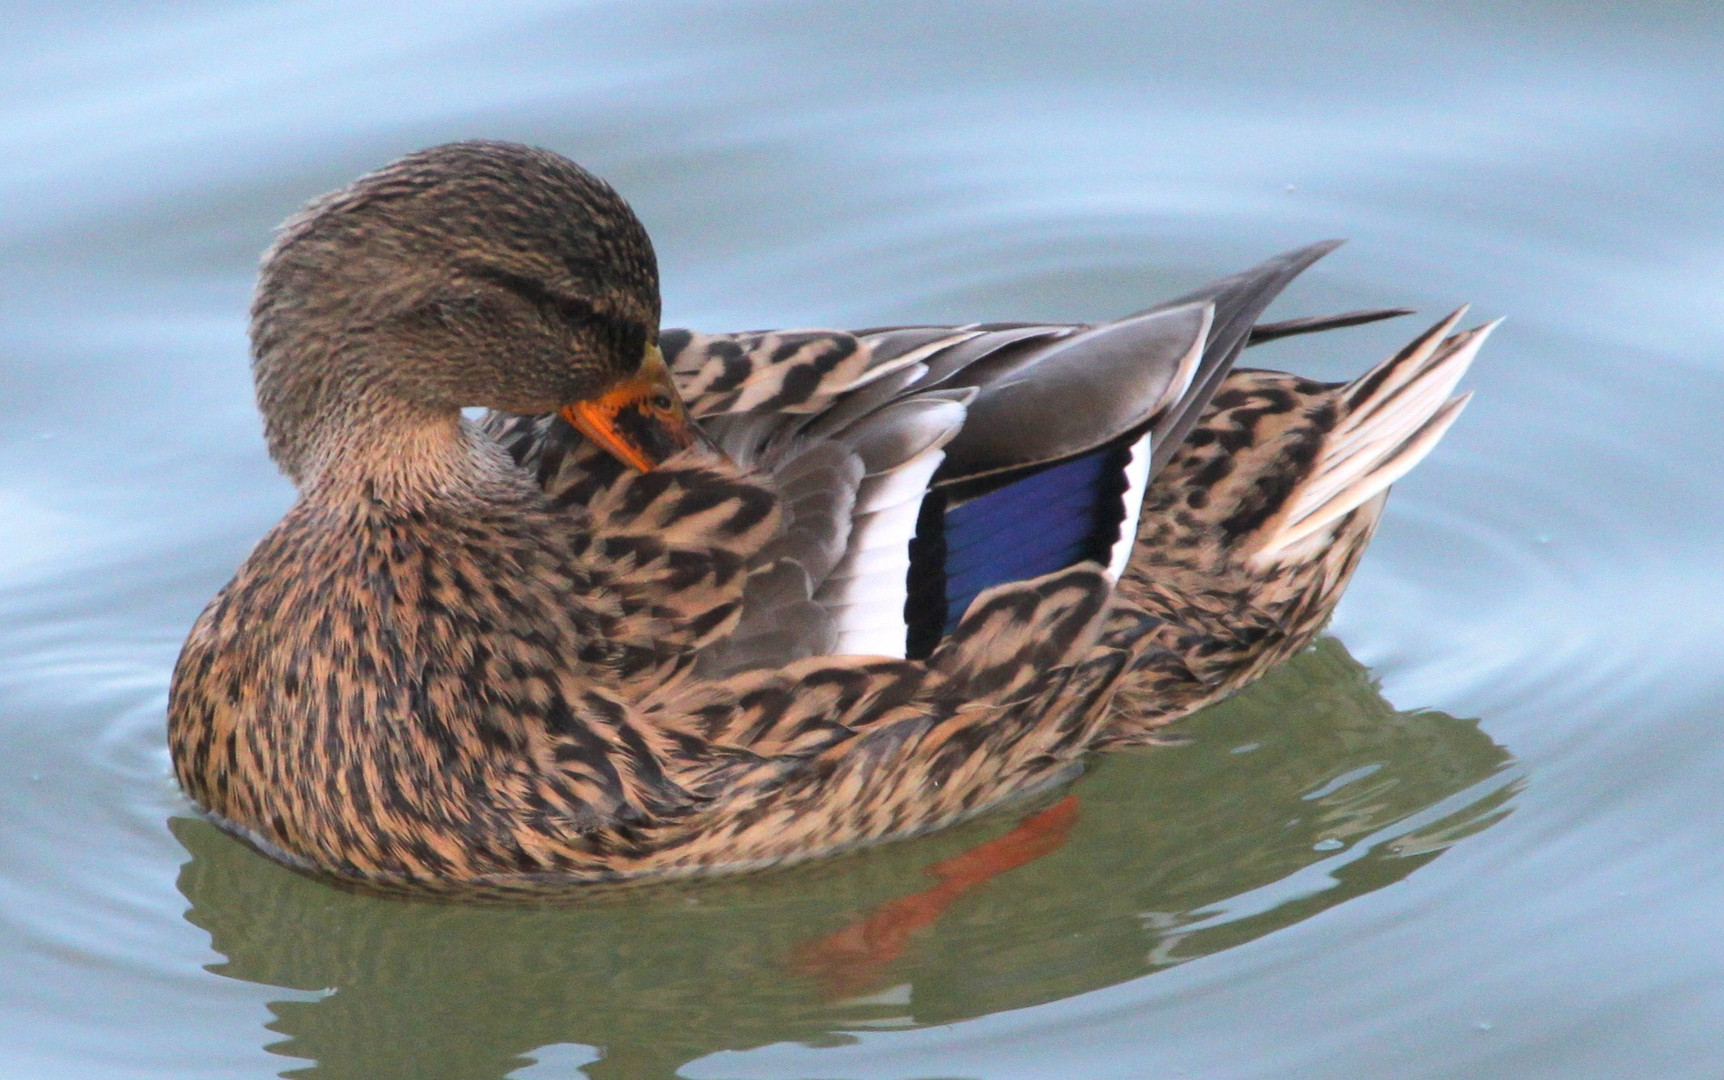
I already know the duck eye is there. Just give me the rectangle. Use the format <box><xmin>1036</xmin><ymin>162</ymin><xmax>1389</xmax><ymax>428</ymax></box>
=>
<box><xmin>650</xmin><ymin>392</ymin><xmax>674</xmax><ymax>411</ymax></box>
<box><xmin>436</xmin><ymin>295</ymin><xmax>484</xmax><ymax>320</ymax></box>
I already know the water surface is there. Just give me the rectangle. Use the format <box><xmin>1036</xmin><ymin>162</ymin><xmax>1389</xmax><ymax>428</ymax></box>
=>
<box><xmin>2</xmin><ymin>3</ymin><xmax>1722</xmax><ymax>1078</ymax></box>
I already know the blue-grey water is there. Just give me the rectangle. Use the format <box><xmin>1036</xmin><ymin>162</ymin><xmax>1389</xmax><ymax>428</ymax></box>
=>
<box><xmin>2</xmin><ymin>3</ymin><xmax>1722</xmax><ymax>1078</ymax></box>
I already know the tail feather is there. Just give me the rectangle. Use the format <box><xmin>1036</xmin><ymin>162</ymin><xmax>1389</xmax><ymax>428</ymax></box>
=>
<box><xmin>1268</xmin><ymin>393</ymin><xmax>1472</xmax><ymax>558</ymax></box>
<box><xmin>1106</xmin><ymin>309</ymin><xmax>1489</xmax><ymax>741</ymax></box>
<box><xmin>1246</xmin><ymin>306</ymin><xmax>1414</xmax><ymax>346</ymax></box>
<box><xmin>1255</xmin><ymin>313</ymin><xmax>1495</xmax><ymax>563</ymax></box>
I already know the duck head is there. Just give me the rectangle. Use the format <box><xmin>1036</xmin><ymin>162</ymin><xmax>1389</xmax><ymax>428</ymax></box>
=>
<box><xmin>250</xmin><ymin>140</ymin><xmax>700</xmax><ymax>496</ymax></box>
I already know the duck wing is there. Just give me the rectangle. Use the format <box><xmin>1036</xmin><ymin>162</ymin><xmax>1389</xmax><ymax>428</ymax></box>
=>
<box><xmin>492</xmin><ymin>242</ymin><xmax>1367</xmax><ymax>671</ymax></box>
<box><xmin>865</xmin><ymin>241</ymin><xmax>1350</xmax><ymax>656</ymax></box>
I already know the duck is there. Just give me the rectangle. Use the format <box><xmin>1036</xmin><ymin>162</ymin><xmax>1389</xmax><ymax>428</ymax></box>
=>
<box><xmin>167</xmin><ymin>140</ymin><xmax>1492</xmax><ymax>892</ymax></box>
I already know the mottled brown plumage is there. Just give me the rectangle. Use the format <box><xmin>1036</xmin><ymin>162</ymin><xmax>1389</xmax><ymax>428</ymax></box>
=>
<box><xmin>168</xmin><ymin>141</ymin><xmax>1487</xmax><ymax>893</ymax></box>
<box><xmin>1101</xmin><ymin>311</ymin><xmax>1489</xmax><ymax>740</ymax></box>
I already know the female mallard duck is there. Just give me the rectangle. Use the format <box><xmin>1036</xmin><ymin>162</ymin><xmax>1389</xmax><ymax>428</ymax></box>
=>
<box><xmin>168</xmin><ymin>141</ymin><xmax>1491</xmax><ymax>891</ymax></box>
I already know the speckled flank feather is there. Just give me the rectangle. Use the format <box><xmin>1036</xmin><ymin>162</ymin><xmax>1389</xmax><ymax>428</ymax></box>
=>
<box><xmin>1103</xmin><ymin>311</ymin><xmax>1491</xmax><ymax>743</ymax></box>
<box><xmin>170</xmin><ymin>470</ymin><xmax>1144</xmax><ymax>886</ymax></box>
<box><xmin>625</xmin><ymin>566</ymin><xmax>1147</xmax><ymax>876</ymax></box>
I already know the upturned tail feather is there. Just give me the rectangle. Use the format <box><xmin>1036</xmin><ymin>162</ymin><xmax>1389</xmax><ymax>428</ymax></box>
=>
<box><xmin>1104</xmin><ymin>310</ymin><xmax>1493</xmax><ymax>743</ymax></box>
<box><xmin>1255</xmin><ymin>309</ymin><xmax>1494</xmax><ymax>563</ymax></box>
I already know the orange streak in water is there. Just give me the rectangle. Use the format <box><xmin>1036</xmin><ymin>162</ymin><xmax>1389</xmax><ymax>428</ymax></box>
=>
<box><xmin>788</xmin><ymin>796</ymin><xmax>1080</xmax><ymax>999</ymax></box>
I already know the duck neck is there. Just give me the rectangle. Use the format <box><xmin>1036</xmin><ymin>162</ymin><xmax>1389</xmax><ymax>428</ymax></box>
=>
<box><xmin>310</xmin><ymin>407</ymin><xmax>512</xmax><ymax>510</ymax></box>
<box><xmin>273</xmin><ymin>383</ymin><xmax>525</xmax><ymax>512</ymax></box>
<box><xmin>256</xmin><ymin>337</ymin><xmax>530</xmax><ymax>511</ymax></box>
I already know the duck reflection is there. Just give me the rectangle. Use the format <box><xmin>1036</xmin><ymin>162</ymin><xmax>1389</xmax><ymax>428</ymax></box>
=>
<box><xmin>172</xmin><ymin>638</ymin><xmax>1517</xmax><ymax>1080</ymax></box>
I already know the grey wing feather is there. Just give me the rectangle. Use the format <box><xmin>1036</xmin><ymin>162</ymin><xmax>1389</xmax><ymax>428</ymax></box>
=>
<box><xmin>933</xmin><ymin>302</ymin><xmax>1213</xmax><ymax>483</ymax></box>
<box><xmin>916</xmin><ymin>325</ymin><xmax>1077</xmax><ymax>388</ymax></box>
<box><xmin>795</xmin><ymin>362</ymin><xmax>931</xmax><ymax>441</ymax></box>
<box><xmin>700</xmin><ymin>438</ymin><xmax>863</xmax><ymax>672</ymax></box>
<box><xmin>699</xmin><ymin>561</ymin><xmax>834</xmax><ymax>672</ymax></box>
<box><xmin>1137</xmin><ymin>239</ymin><xmax>1345</xmax><ymax>472</ymax></box>
<box><xmin>1247</xmin><ymin>307</ymin><xmax>1413</xmax><ymax>346</ymax></box>
<box><xmin>850</xmin><ymin>327</ymin><xmax>982</xmax><ymax>370</ymax></box>
<box><xmin>845</xmin><ymin>394</ymin><xmax>971</xmax><ymax>475</ymax></box>
<box><xmin>811</xmin><ymin>394</ymin><xmax>967</xmax><ymax>657</ymax></box>
<box><xmin>756</xmin><ymin>442</ymin><xmax>863</xmax><ymax>583</ymax></box>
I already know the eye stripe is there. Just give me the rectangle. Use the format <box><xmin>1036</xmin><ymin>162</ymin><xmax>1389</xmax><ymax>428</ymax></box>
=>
<box><xmin>459</xmin><ymin>263</ymin><xmax>648</xmax><ymax>367</ymax></box>
<box><xmin>460</xmin><ymin>264</ymin><xmax>595</xmax><ymax>324</ymax></box>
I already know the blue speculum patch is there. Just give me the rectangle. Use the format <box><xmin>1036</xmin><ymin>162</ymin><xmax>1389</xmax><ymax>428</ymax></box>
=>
<box><xmin>939</xmin><ymin>447</ymin><xmax>1125</xmax><ymax>634</ymax></box>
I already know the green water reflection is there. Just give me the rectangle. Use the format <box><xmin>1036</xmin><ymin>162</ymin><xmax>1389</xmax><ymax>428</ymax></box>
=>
<box><xmin>171</xmin><ymin>638</ymin><xmax>1517</xmax><ymax>1080</ymax></box>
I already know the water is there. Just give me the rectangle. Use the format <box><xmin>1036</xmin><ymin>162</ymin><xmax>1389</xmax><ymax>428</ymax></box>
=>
<box><xmin>2</xmin><ymin>2</ymin><xmax>1721</xmax><ymax>1077</ymax></box>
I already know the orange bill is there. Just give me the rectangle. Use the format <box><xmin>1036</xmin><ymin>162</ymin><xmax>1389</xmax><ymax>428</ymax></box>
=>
<box><xmin>559</xmin><ymin>344</ymin><xmax>707</xmax><ymax>472</ymax></box>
